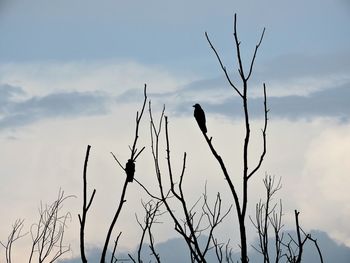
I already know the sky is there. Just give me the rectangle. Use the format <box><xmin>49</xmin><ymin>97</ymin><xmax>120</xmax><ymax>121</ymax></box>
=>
<box><xmin>1</xmin><ymin>0</ymin><xmax>350</xmax><ymax>262</ymax></box>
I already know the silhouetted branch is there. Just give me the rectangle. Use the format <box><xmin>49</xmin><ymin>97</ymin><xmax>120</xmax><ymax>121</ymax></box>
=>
<box><xmin>130</xmin><ymin>84</ymin><xmax>148</xmax><ymax>161</ymax></box>
<box><xmin>0</xmin><ymin>219</ymin><xmax>26</xmax><ymax>263</ymax></box>
<box><xmin>250</xmin><ymin>175</ymin><xmax>282</xmax><ymax>262</ymax></box>
<box><xmin>246</xmin><ymin>28</ymin><xmax>265</xmax><ymax>81</ymax></box>
<box><xmin>110</xmin><ymin>232</ymin><xmax>122</xmax><ymax>263</ymax></box>
<box><xmin>135</xmin><ymin>207</ymin><xmax>147</xmax><ymax>263</ymax></box>
<box><xmin>28</xmin><ymin>189</ymin><xmax>73</xmax><ymax>263</ymax></box>
<box><xmin>294</xmin><ymin>210</ymin><xmax>304</xmax><ymax>263</ymax></box>
<box><xmin>225</xmin><ymin>240</ymin><xmax>235</xmax><ymax>263</ymax></box>
<box><xmin>248</xmin><ymin>84</ymin><xmax>269</xmax><ymax>180</ymax></box>
<box><xmin>202</xmin><ymin>132</ymin><xmax>241</xmax><ymax>223</ymax></box>
<box><xmin>270</xmin><ymin>200</ymin><xmax>284</xmax><ymax>263</ymax></box>
<box><xmin>149</xmin><ymin>103</ymin><xmax>199</xmax><ymax>260</ymax></box>
<box><xmin>128</xmin><ymin>254</ymin><xmax>136</xmax><ymax>263</ymax></box>
<box><xmin>147</xmin><ymin>103</ymin><xmax>234</xmax><ymax>262</ymax></box>
<box><xmin>205</xmin><ymin>32</ymin><xmax>243</xmax><ymax>98</ymax></box>
<box><xmin>100</xmin><ymin>180</ymin><xmax>128</xmax><ymax>263</ymax></box>
<box><xmin>164</xmin><ymin>116</ymin><xmax>206</xmax><ymax>262</ymax></box>
<box><xmin>134</xmin><ymin>178</ymin><xmax>162</xmax><ymax>201</ymax></box>
<box><xmin>78</xmin><ymin>144</ymin><xmax>96</xmax><ymax>263</ymax></box>
<box><xmin>212</xmin><ymin>238</ymin><xmax>224</xmax><ymax>263</ymax></box>
<box><xmin>205</xmin><ymin>13</ymin><xmax>267</xmax><ymax>262</ymax></box>
<box><xmin>202</xmin><ymin>186</ymin><xmax>232</xmax><ymax>257</ymax></box>
<box><xmin>100</xmin><ymin>85</ymin><xmax>148</xmax><ymax>263</ymax></box>
<box><xmin>110</xmin><ymin>152</ymin><xmax>125</xmax><ymax>172</ymax></box>
<box><xmin>276</xmin><ymin>210</ymin><xmax>324</xmax><ymax>263</ymax></box>
<box><xmin>233</xmin><ymin>13</ymin><xmax>245</xmax><ymax>79</ymax></box>
<box><xmin>303</xmin><ymin>232</ymin><xmax>324</xmax><ymax>263</ymax></box>
<box><xmin>135</xmin><ymin>200</ymin><xmax>163</xmax><ymax>263</ymax></box>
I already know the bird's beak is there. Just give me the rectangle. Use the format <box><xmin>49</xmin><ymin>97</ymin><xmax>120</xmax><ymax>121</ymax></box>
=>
<box><xmin>192</xmin><ymin>105</ymin><xmax>195</xmax><ymax>107</ymax></box>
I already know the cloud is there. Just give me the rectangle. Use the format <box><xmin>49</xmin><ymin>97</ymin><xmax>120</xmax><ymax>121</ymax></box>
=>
<box><xmin>293</xmin><ymin>123</ymin><xmax>350</xmax><ymax>245</ymax></box>
<box><xmin>0</xmin><ymin>83</ymin><xmax>25</xmax><ymax>104</ymax></box>
<box><xmin>109</xmin><ymin>49</ymin><xmax>350</xmax><ymax>122</ymax></box>
<box><xmin>0</xmin><ymin>83</ymin><xmax>110</xmax><ymax>130</ymax></box>
<box><xmin>266</xmin><ymin>83</ymin><xmax>350</xmax><ymax>121</ymax></box>
<box><xmin>0</xmin><ymin>60</ymin><xmax>192</xmax><ymax>131</ymax></box>
<box><xmin>196</xmin><ymin>81</ymin><xmax>350</xmax><ymax>121</ymax></box>
<box><xmin>114</xmin><ymin>78</ymin><xmax>350</xmax><ymax>122</ymax></box>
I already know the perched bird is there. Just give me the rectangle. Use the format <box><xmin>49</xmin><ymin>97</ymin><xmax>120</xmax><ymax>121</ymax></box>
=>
<box><xmin>125</xmin><ymin>159</ymin><xmax>135</xmax><ymax>183</ymax></box>
<box><xmin>193</xmin><ymin>103</ymin><xmax>207</xmax><ymax>133</ymax></box>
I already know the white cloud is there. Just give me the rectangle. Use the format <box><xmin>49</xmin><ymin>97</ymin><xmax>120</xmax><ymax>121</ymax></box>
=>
<box><xmin>1</xmin><ymin>111</ymin><xmax>350</xmax><ymax>260</ymax></box>
<box><xmin>0</xmin><ymin>60</ymin><xmax>193</xmax><ymax>96</ymax></box>
<box><xmin>297</xmin><ymin>122</ymin><xmax>350</xmax><ymax>246</ymax></box>
<box><xmin>0</xmin><ymin>60</ymin><xmax>349</xmax><ymax>261</ymax></box>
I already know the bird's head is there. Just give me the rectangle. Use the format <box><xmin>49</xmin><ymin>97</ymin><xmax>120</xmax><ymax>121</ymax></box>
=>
<box><xmin>193</xmin><ymin>103</ymin><xmax>201</xmax><ymax>109</ymax></box>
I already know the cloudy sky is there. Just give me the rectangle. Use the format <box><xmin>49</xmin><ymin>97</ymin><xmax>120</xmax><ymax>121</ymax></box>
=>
<box><xmin>1</xmin><ymin>0</ymin><xmax>350</xmax><ymax>261</ymax></box>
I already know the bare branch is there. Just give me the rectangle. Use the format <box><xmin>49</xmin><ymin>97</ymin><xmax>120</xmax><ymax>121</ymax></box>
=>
<box><xmin>202</xmin><ymin>132</ymin><xmax>242</xmax><ymax>228</ymax></box>
<box><xmin>205</xmin><ymin>32</ymin><xmax>243</xmax><ymax>98</ymax></box>
<box><xmin>248</xmin><ymin>84</ymin><xmax>269</xmax><ymax>180</ymax></box>
<box><xmin>100</xmin><ymin>179</ymin><xmax>128</xmax><ymax>263</ymax></box>
<box><xmin>1</xmin><ymin>219</ymin><xmax>27</xmax><ymax>263</ymax></box>
<box><xmin>130</xmin><ymin>84</ymin><xmax>147</xmax><ymax>161</ymax></box>
<box><xmin>304</xmin><ymin>234</ymin><xmax>324</xmax><ymax>263</ymax></box>
<box><xmin>79</xmin><ymin>145</ymin><xmax>96</xmax><ymax>263</ymax></box>
<box><xmin>246</xmin><ymin>28</ymin><xmax>265</xmax><ymax>81</ymax></box>
<box><xmin>110</xmin><ymin>152</ymin><xmax>126</xmax><ymax>171</ymax></box>
<box><xmin>100</xmin><ymin>85</ymin><xmax>148</xmax><ymax>263</ymax></box>
<box><xmin>250</xmin><ymin>175</ymin><xmax>283</xmax><ymax>262</ymax></box>
<box><xmin>29</xmin><ymin>189</ymin><xmax>73</xmax><ymax>263</ymax></box>
<box><xmin>110</xmin><ymin>232</ymin><xmax>122</xmax><ymax>263</ymax></box>
<box><xmin>233</xmin><ymin>13</ymin><xmax>245</xmax><ymax>80</ymax></box>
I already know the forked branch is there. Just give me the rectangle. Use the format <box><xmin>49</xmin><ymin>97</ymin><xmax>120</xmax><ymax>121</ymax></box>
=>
<box><xmin>204</xmin><ymin>13</ymin><xmax>267</xmax><ymax>263</ymax></box>
<box><xmin>0</xmin><ymin>219</ymin><xmax>26</xmax><ymax>263</ymax></box>
<box><xmin>100</xmin><ymin>85</ymin><xmax>148</xmax><ymax>263</ymax></box>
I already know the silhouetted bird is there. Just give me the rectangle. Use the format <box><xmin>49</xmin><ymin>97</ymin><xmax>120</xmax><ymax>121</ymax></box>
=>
<box><xmin>193</xmin><ymin>103</ymin><xmax>207</xmax><ymax>133</ymax></box>
<box><xmin>125</xmin><ymin>159</ymin><xmax>135</xmax><ymax>183</ymax></box>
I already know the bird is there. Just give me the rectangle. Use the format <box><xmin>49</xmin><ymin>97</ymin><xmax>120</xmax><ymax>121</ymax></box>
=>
<box><xmin>125</xmin><ymin>159</ymin><xmax>135</xmax><ymax>183</ymax></box>
<box><xmin>193</xmin><ymin>103</ymin><xmax>207</xmax><ymax>133</ymax></box>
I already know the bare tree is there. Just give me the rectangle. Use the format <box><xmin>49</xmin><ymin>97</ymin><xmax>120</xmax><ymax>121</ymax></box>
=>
<box><xmin>204</xmin><ymin>13</ymin><xmax>267</xmax><ymax>262</ymax></box>
<box><xmin>250</xmin><ymin>174</ymin><xmax>324</xmax><ymax>263</ymax></box>
<box><xmin>129</xmin><ymin>102</ymin><xmax>232</xmax><ymax>263</ymax></box>
<box><xmin>1</xmin><ymin>190</ymin><xmax>72</xmax><ymax>263</ymax></box>
<box><xmin>78</xmin><ymin>85</ymin><xmax>148</xmax><ymax>263</ymax></box>
<box><xmin>75</xmin><ymin>13</ymin><xmax>323</xmax><ymax>263</ymax></box>
<box><xmin>250</xmin><ymin>175</ymin><xmax>282</xmax><ymax>263</ymax></box>
<box><xmin>28</xmin><ymin>189</ymin><xmax>72</xmax><ymax>263</ymax></box>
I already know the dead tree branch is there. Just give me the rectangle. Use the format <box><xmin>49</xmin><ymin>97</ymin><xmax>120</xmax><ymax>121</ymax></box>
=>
<box><xmin>143</xmin><ymin>103</ymin><xmax>233</xmax><ymax>262</ymax></box>
<box><xmin>0</xmin><ymin>219</ymin><xmax>26</xmax><ymax>263</ymax></box>
<box><xmin>28</xmin><ymin>189</ymin><xmax>73</xmax><ymax>263</ymax></box>
<box><xmin>100</xmin><ymin>84</ymin><xmax>148</xmax><ymax>263</ymax></box>
<box><xmin>110</xmin><ymin>232</ymin><xmax>122</xmax><ymax>263</ymax></box>
<box><xmin>78</xmin><ymin>144</ymin><xmax>96</xmax><ymax>263</ymax></box>
<box><xmin>135</xmin><ymin>199</ymin><xmax>163</xmax><ymax>263</ymax></box>
<box><xmin>204</xmin><ymin>13</ymin><xmax>267</xmax><ymax>262</ymax></box>
<box><xmin>283</xmin><ymin>210</ymin><xmax>323</xmax><ymax>263</ymax></box>
<box><xmin>250</xmin><ymin>175</ymin><xmax>282</xmax><ymax>263</ymax></box>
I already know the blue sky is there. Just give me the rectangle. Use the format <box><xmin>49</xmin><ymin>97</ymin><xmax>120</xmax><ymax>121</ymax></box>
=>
<box><xmin>0</xmin><ymin>0</ymin><xmax>350</xmax><ymax>261</ymax></box>
<box><xmin>1</xmin><ymin>0</ymin><xmax>349</xmax><ymax>69</ymax></box>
